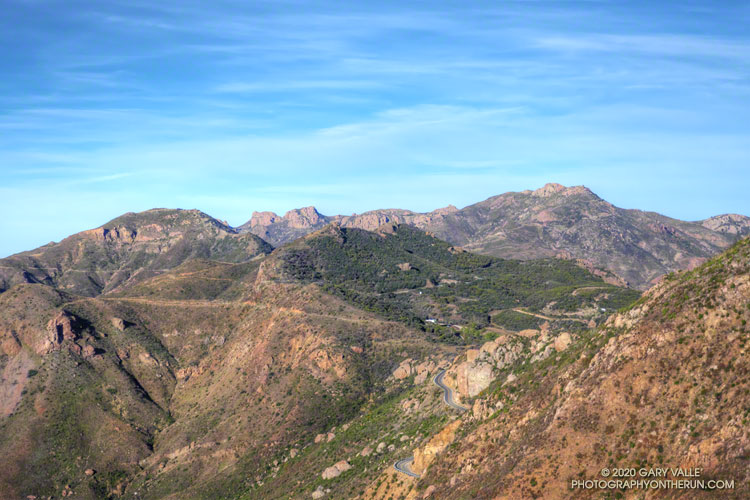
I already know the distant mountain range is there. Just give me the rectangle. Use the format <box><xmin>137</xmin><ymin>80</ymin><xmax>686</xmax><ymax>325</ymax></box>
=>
<box><xmin>240</xmin><ymin>183</ymin><xmax>750</xmax><ymax>289</ymax></box>
<box><xmin>3</xmin><ymin>184</ymin><xmax>747</xmax><ymax>295</ymax></box>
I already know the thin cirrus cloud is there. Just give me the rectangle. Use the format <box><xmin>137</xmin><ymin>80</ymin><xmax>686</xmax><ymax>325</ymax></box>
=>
<box><xmin>214</xmin><ymin>80</ymin><xmax>383</xmax><ymax>93</ymax></box>
<box><xmin>0</xmin><ymin>0</ymin><xmax>748</xmax><ymax>257</ymax></box>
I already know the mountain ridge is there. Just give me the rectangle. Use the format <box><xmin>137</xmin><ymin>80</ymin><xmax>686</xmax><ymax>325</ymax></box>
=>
<box><xmin>239</xmin><ymin>183</ymin><xmax>750</xmax><ymax>289</ymax></box>
<box><xmin>0</xmin><ymin>208</ymin><xmax>272</xmax><ymax>297</ymax></box>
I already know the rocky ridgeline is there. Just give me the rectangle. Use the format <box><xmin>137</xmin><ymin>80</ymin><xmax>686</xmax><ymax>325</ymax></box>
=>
<box><xmin>238</xmin><ymin>184</ymin><xmax>750</xmax><ymax>289</ymax></box>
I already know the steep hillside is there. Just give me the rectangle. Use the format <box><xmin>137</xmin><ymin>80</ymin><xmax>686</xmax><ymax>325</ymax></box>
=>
<box><xmin>376</xmin><ymin>237</ymin><xmax>750</xmax><ymax>500</ymax></box>
<box><xmin>272</xmin><ymin>223</ymin><xmax>639</xmax><ymax>342</ymax></box>
<box><xmin>0</xmin><ymin>237</ymin><xmax>459</xmax><ymax>499</ymax></box>
<box><xmin>239</xmin><ymin>184</ymin><xmax>748</xmax><ymax>289</ymax></box>
<box><xmin>0</xmin><ymin>209</ymin><xmax>273</xmax><ymax>297</ymax></box>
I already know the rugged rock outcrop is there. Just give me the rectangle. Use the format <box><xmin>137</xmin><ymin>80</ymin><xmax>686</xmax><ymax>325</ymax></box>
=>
<box><xmin>392</xmin><ymin>358</ymin><xmax>440</xmax><ymax>383</ymax></box>
<box><xmin>446</xmin><ymin>336</ymin><xmax>524</xmax><ymax>401</ymax></box>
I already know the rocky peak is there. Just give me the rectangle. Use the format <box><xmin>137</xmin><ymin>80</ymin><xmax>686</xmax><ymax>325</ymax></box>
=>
<box><xmin>283</xmin><ymin>206</ymin><xmax>326</xmax><ymax>228</ymax></box>
<box><xmin>531</xmin><ymin>183</ymin><xmax>594</xmax><ymax>198</ymax></box>
<box><xmin>701</xmin><ymin>213</ymin><xmax>750</xmax><ymax>236</ymax></box>
<box><xmin>531</xmin><ymin>183</ymin><xmax>567</xmax><ymax>197</ymax></box>
<box><xmin>432</xmin><ymin>205</ymin><xmax>458</xmax><ymax>215</ymax></box>
<box><xmin>250</xmin><ymin>211</ymin><xmax>280</xmax><ymax>227</ymax></box>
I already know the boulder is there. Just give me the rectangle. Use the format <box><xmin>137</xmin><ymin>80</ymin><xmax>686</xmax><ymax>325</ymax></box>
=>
<box><xmin>1</xmin><ymin>336</ymin><xmax>21</xmax><ymax>357</ymax></box>
<box><xmin>393</xmin><ymin>359</ymin><xmax>413</xmax><ymax>380</ymax></box>
<box><xmin>111</xmin><ymin>317</ymin><xmax>126</xmax><ymax>331</ymax></box>
<box><xmin>321</xmin><ymin>466</ymin><xmax>340</xmax><ymax>480</ymax></box>
<box><xmin>554</xmin><ymin>332</ymin><xmax>572</xmax><ymax>352</ymax></box>
<box><xmin>321</xmin><ymin>460</ymin><xmax>351</xmax><ymax>479</ymax></box>
<box><xmin>359</xmin><ymin>446</ymin><xmax>373</xmax><ymax>457</ymax></box>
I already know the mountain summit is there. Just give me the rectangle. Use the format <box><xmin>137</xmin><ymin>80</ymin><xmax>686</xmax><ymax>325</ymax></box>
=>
<box><xmin>0</xmin><ymin>208</ymin><xmax>272</xmax><ymax>296</ymax></box>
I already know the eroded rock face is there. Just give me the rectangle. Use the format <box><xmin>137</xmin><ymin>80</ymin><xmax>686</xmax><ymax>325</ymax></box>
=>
<box><xmin>47</xmin><ymin>311</ymin><xmax>78</xmax><ymax>345</ymax></box>
<box><xmin>701</xmin><ymin>213</ymin><xmax>750</xmax><ymax>236</ymax></box>
<box><xmin>250</xmin><ymin>211</ymin><xmax>279</xmax><ymax>227</ymax></box>
<box><xmin>393</xmin><ymin>358</ymin><xmax>438</xmax><ymax>383</ymax></box>
<box><xmin>455</xmin><ymin>361</ymin><xmax>494</xmax><ymax>398</ymax></box>
<box><xmin>285</xmin><ymin>207</ymin><xmax>326</xmax><ymax>228</ymax></box>
<box><xmin>449</xmin><ymin>336</ymin><xmax>524</xmax><ymax>400</ymax></box>
<box><xmin>412</xmin><ymin>419</ymin><xmax>461</xmax><ymax>475</ymax></box>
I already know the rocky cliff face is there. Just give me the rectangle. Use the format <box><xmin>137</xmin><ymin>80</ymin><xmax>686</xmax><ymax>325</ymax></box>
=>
<box><xmin>237</xmin><ymin>184</ymin><xmax>747</xmax><ymax>289</ymax></box>
<box><xmin>444</xmin><ymin>336</ymin><xmax>525</xmax><ymax>401</ymax></box>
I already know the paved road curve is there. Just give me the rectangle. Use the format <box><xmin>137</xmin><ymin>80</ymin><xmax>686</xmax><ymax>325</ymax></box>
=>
<box><xmin>433</xmin><ymin>369</ymin><xmax>469</xmax><ymax>413</ymax></box>
<box><xmin>392</xmin><ymin>368</ymin><xmax>468</xmax><ymax>477</ymax></box>
<box><xmin>393</xmin><ymin>457</ymin><xmax>419</xmax><ymax>478</ymax></box>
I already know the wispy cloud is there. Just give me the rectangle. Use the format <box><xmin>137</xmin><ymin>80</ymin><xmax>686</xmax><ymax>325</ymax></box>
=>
<box><xmin>534</xmin><ymin>33</ymin><xmax>750</xmax><ymax>60</ymax></box>
<box><xmin>214</xmin><ymin>80</ymin><xmax>382</xmax><ymax>93</ymax></box>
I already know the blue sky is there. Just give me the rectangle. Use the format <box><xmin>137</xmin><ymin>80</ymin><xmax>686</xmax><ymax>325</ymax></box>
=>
<box><xmin>2</xmin><ymin>0</ymin><xmax>749</xmax><ymax>257</ymax></box>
